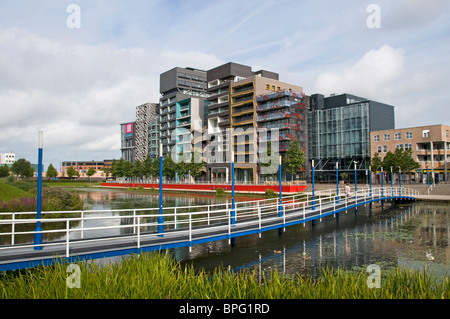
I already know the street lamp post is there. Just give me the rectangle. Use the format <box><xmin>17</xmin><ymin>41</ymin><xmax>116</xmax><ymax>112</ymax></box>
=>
<box><xmin>279</xmin><ymin>156</ymin><xmax>283</xmax><ymax>217</ymax></box>
<box><xmin>336</xmin><ymin>162</ymin><xmax>339</xmax><ymax>204</ymax></box>
<box><xmin>312</xmin><ymin>159</ymin><xmax>315</xmax><ymax>210</ymax></box>
<box><xmin>399</xmin><ymin>167</ymin><xmax>402</xmax><ymax>196</ymax></box>
<box><xmin>231</xmin><ymin>150</ymin><xmax>235</xmax><ymax>225</ymax></box>
<box><xmin>34</xmin><ymin>130</ymin><xmax>43</xmax><ymax>250</ymax></box>
<box><xmin>391</xmin><ymin>166</ymin><xmax>394</xmax><ymax>197</ymax></box>
<box><xmin>158</xmin><ymin>143</ymin><xmax>164</xmax><ymax>236</ymax></box>
<box><xmin>354</xmin><ymin>161</ymin><xmax>358</xmax><ymax>202</ymax></box>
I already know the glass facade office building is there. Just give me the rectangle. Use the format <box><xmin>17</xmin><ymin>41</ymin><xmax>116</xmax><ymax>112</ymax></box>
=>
<box><xmin>308</xmin><ymin>93</ymin><xmax>394</xmax><ymax>181</ymax></box>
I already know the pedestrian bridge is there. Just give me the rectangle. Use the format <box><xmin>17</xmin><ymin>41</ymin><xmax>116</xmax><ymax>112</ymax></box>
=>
<box><xmin>0</xmin><ymin>186</ymin><xmax>418</xmax><ymax>271</ymax></box>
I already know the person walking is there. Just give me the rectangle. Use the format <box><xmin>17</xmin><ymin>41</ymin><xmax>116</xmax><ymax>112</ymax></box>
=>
<box><xmin>344</xmin><ymin>183</ymin><xmax>351</xmax><ymax>202</ymax></box>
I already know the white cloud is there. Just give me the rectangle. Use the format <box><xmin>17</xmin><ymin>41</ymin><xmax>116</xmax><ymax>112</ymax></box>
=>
<box><xmin>0</xmin><ymin>27</ymin><xmax>222</xmax><ymax>165</ymax></box>
<box><xmin>314</xmin><ymin>45</ymin><xmax>405</xmax><ymax>98</ymax></box>
<box><xmin>0</xmin><ymin>0</ymin><xmax>449</xmax><ymax>166</ymax></box>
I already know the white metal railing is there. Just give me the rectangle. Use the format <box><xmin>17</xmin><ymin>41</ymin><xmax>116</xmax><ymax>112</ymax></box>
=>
<box><xmin>0</xmin><ymin>187</ymin><xmax>418</xmax><ymax>258</ymax></box>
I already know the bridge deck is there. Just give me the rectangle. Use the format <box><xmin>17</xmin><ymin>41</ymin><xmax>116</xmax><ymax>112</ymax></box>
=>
<box><xmin>0</xmin><ymin>187</ymin><xmax>417</xmax><ymax>271</ymax></box>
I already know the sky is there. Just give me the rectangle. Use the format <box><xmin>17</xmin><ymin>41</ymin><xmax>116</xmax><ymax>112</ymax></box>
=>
<box><xmin>0</xmin><ymin>0</ymin><xmax>449</xmax><ymax>170</ymax></box>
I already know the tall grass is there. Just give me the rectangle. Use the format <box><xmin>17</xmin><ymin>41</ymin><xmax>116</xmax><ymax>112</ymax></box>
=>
<box><xmin>0</xmin><ymin>252</ymin><xmax>448</xmax><ymax>299</ymax></box>
<box><xmin>0</xmin><ymin>187</ymin><xmax>83</xmax><ymax>214</ymax></box>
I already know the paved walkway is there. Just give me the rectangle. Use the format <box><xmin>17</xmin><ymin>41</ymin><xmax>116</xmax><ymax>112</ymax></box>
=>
<box><xmin>415</xmin><ymin>194</ymin><xmax>450</xmax><ymax>201</ymax></box>
<box><xmin>303</xmin><ymin>183</ymin><xmax>450</xmax><ymax>201</ymax></box>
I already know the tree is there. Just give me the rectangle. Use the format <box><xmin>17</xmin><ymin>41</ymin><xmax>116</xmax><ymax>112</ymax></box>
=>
<box><xmin>11</xmin><ymin>158</ymin><xmax>34</xmax><ymax>180</ymax></box>
<box><xmin>284</xmin><ymin>140</ymin><xmax>306</xmax><ymax>181</ymax></box>
<box><xmin>163</xmin><ymin>154</ymin><xmax>176</xmax><ymax>180</ymax></box>
<box><xmin>151</xmin><ymin>157</ymin><xmax>160</xmax><ymax>179</ymax></box>
<box><xmin>86</xmin><ymin>167</ymin><xmax>96</xmax><ymax>178</ymax></box>
<box><xmin>66</xmin><ymin>166</ymin><xmax>78</xmax><ymax>179</ymax></box>
<box><xmin>133</xmin><ymin>160</ymin><xmax>144</xmax><ymax>182</ymax></box>
<box><xmin>188</xmin><ymin>151</ymin><xmax>205</xmax><ymax>181</ymax></box>
<box><xmin>380</xmin><ymin>148</ymin><xmax>420</xmax><ymax>184</ymax></box>
<box><xmin>122</xmin><ymin>161</ymin><xmax>134</xmax><ymax>180</ymax></box>
<box><xmin>0</xmin><ymin>164</ymin><xmax>10</xmax><ymax>178</ymax></box>
<box><xmin>382</xmin><ymin>148</ymin><xmax>419</xmax><ymax>173</ymax></box>
<box><xmin>46</xmin><ymin>163</ymin><xmax>58</xmax><ymax>179</ymax></box>
<box><xmin>371</xmin><ymin>152</ymin><xmax>383</xmax><ymax>173</ymax></box>
<box><xmin>143</xmin><ymin>155</ymin><xmax>153</xmax><ymax>180</ymax></box>
<box><xmin>111</xmin><ymin>159</ymin><xmax>124</xmax><ymax>179</ymax></box>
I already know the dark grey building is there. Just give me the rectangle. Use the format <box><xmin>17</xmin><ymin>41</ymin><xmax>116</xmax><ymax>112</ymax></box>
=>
<box><xmin>159</xmin><ymin>67</ymin><xmax>209</xmax><ymax>158</ymax></box>
<box><xmin>308</xmin><ymin>93</ymin><xmax>395</xmax><ymax>181</ymax></box>
<box><xmin>120</xmin><ymin>121</ymin><xmax>135</xmax><ymax>163</ymax></box>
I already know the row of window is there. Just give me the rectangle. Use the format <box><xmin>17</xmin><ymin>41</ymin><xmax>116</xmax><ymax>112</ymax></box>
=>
<box><xmin>178</xmin><ymin>72</ymin><xmax>206</xmax><ymax>82</ymax></box>
<box><xmin>265</xmin><ymin>84</ymin><xmax>281</xmax><ymax>92</ymax></box>
<box><xmin>373</xmin><ymin>131</ymin><xmax>413</xmax><ymax>142</ymax></box>
<box><xmin>374</xmin><ymin>129</ymin><xmax>450</xmax><ymax>141</ymax></box>
<box><xmin>377</xmin><ymin>144</ymin><xmax>413</xmax><ymax>153</ymax></box>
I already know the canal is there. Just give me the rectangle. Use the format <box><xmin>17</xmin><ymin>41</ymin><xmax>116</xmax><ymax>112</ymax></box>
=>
<box><xmin>75</xmin><ymin>188</ymin><xmax>449</xmax><ymax>279</ymax></box>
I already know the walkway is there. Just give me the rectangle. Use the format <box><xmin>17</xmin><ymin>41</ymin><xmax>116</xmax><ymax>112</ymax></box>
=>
<box><xmin>0</xmin><ymin>186</ymin><xmax>418</xmax><ymax>271</ymax></box>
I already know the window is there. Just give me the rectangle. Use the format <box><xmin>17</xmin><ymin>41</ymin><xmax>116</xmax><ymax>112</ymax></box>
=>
<box><xmin>406</xmin><ymin>131</ymin><xmax>413</xmax><ymax>139</ymax></box>
<box><xmin>373</xmin><ymin>134</ymin><xmax>380</xmax><ymax>142</ymax></box>
<box><xmin>377</xmin><ymin>146</ymin><xmax>382</xmax><ymax>153</ymax></box>
<box><xmin>271</xmin><ymin>85</ymin><xmax>276</xmax><ymax>91</ymax></box>
<box><xmin>384</xmin><ymin>134</ymin><xmax>390</xmax><ymax>141</ymax></box>
<box><xmin>405</xmin><ymin>143</ymin><xmax>412</xmax><ymax>150</ymax></box>
<box><xmin>423</xmin><ymin>130</ymin><xmax>430</xmax><ymax>138</ymax></box>
<box><xmin>383</xmin><ymin>145</ymin><xmax>387</xmax><ymax>153</ymax></box>
<box><xmin>277</xmin><ymin>86</ymin><xmax>281</xmax><ymax>91</ymax></box>
<box><xmin>265</xmin><ymin>84</ymin><xmax>270</xmax><ymax>90</ymax></box>
<box><xmin>396</xmin><ymin>144</ymin><xmax>404</xmax><ymax>150</ymax></box>
<box><xmin>395</xmin><ymin>132</ymin><xmax>401</xmax><ymax>140</ymax></box>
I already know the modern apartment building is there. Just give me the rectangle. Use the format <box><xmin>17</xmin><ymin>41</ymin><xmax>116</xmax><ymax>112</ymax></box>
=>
<box><xmin>120</xmin><ymin>122</ymin><xmax>135</xmax><ymax>162</ymax></box>
<box><xmin>121</xmin><ymin>103</ymin><xmax>159</xmax><ymax>163</ymax></box>
<box><xmin>159</xmin><ymin>67</ymin><xmax>209</xmax><ymax>159</ymax></box>
<box><xmin>0</xmin><ymin>153</ymin><xmax>15</xmax><ymax>165</ymax></box>
<box><xmin>370</xmin><ymin>124</ymin><xmax>450</xmax><ymax>183</ymax></box>
<box><xmin>135</xmin><ymin>103</ymin><xmax>159</xmax><ymax>162</ymax></box>
<box><xmin>256</xmin><ymin>89</ymin><xmax>308</xmax><ymax>181</ymax></box>
<box><xmin>205</xmin><ymin>62</ymin><xmax>305</xmax><ymax>184</ymax></box>
<box><xmin>148</xmin><ymin>118</ymin><xmax>160</xmax><ymax>158</ymax></box>
<box><xmin>206</xmin><ymin>63</ymin><xmax>256</xmax><ymax>183</ymax></box>
<box><xmin>308</xmin><ymin>93</ymin><xmax>395</xmax><ymax>181</ymax></box>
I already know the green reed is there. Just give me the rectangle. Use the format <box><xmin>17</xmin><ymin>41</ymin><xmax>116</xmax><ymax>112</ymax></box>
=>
<box><xmin>0</xmin><ymin>252</ymin><xmax>448</xmax><ymax>299</ymax></box>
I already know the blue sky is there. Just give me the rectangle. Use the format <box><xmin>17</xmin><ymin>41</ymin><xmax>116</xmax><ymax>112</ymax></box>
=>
<box><xmin>0</xmin><ymin>0</ymin><xmax>449</xmax><ymax>169</ymax></box>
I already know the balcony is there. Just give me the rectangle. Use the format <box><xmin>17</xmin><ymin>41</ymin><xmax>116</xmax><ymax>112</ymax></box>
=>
<box><xmin>256</xmin><ymin>111</ymin><xmax>291</xmax><ymax>122</ymax></box>
<box><xmin>232</xmin><ymin>114</ymin><xmax>254</xmax><ymax>125</ymax></box>
<box><xmin>231</xmin><ymin>82</ymin><xmax>254</xmax><ymax>95</ymax></box>
<box><xmin>256</xmin><ymin>100</ymin><xmax>294</xmax><ymax>112</ymax></box>
<box><xmin>231</xmin><ymin>92</ymin><xmax>253</xmax><ymax>105</ymax></box>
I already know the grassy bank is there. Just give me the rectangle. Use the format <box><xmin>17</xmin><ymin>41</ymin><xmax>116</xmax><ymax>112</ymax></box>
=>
<box><xmin>0</xmin><ymin>180</ymin><xmax>84</xmax><ymax>214</ymax></box>
<box><xmin>0</xmin><ymin>252</ymin><xmax>448</xmax><ymax>299</ymax></box>
<box><xmin>0</xmin><ymin>181</ymin><xmax>34</xmax><ymax>201</ymax></box>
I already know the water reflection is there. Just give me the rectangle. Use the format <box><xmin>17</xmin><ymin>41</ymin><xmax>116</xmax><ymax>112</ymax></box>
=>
<box><xmin>75</xmin><ymin>189</ymin><xmax>449</xmax><ymax>279</ymax></box>
<box><xmin>178</xmin><ymin>202</ymin><xmax>450</xmax><ymax>280</ymax></box>
<box><xmin>76</xmin><ymin>188</ymin><xmax>263</xmax><ymax>211</ymax></box>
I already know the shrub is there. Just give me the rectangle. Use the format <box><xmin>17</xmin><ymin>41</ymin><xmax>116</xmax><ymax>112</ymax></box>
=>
<box><xmin>216</xmin><ymin>187</ymin><xmax>225</xmax><ymax>196</ymax></box>
<box><xmin>0</xmin><ymin>189</ymin><xmax>84</xmax><ymax>214</ymax></box>
<box><xmin>265</xmin><ymin>189</ymin><xmax>277</xmax><ymax>198</ymax></box>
